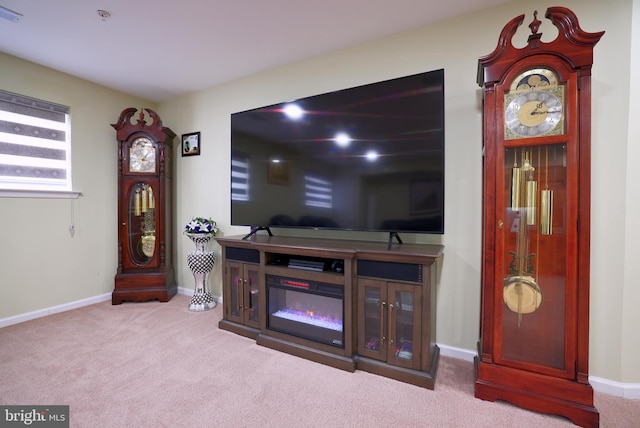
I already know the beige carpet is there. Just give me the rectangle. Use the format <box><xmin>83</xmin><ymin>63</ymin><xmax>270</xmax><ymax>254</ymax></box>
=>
<box><xmin>1</xmin><ymin>294</ymin><xmax>638</xmax><ymax>427</ymax></box>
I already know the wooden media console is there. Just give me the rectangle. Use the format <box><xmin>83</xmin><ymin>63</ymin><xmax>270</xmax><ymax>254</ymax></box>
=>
<box><xmin>216</xmin><ymin>234</ymin><xmax>443</xmax><ymax>389</ymax></box>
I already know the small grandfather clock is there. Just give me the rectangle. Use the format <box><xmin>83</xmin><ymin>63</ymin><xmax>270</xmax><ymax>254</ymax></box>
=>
<box><xmin>475</xmin><ymin>8</ymin><xmax>603</xmax><ymax>427</ymax></box>
<box><xmin>112</xmin><ymin>107</ymin><xmax>177</xmax><ymax>304</ymax></box>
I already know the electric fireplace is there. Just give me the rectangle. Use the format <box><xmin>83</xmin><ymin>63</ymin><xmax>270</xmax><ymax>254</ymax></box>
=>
<box><xmin>266</xmin><ymin>274</ymin><xmax>344</xmax><ymax>347</ymax></box>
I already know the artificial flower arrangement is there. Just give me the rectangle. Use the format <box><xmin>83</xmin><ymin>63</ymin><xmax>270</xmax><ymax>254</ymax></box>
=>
<box><xmin>184</xmin><ymin>217</ymin><xmax>218</xmax><ymax>235</ymax></box>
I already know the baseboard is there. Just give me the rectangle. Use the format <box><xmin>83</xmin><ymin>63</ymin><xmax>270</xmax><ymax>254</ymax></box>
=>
<box><xmin>1</xmin><ymin>299</ymin><xmax>636</xmax><ymax>398</ymax></box>
<box><xmin>0</xmin><ymin>293</ymin><xmax>111</xmax><ymax>328</ymax></box>
<box><xmin>177</xmin><ymin>286</ymin><xmax>194</xmax><ymax>296</ymax></box>
<box><xmin>589</xmin><ymin>376</ymin><xmax>640</xmax><ymax>399</ymax></box>
<box><xmin>438</xmin><ymin>343</ymin><xmax>477</xmax><ymax>362</ymax></box>
<box><xmin>437</xmin><ymin>343</ymin><xmax>640</xmax><ymax>399</ymax></box>
<box><xmin>1</xmin><ymin>287</ymin><xmax>219</xmax><ymax>328</ymax></box>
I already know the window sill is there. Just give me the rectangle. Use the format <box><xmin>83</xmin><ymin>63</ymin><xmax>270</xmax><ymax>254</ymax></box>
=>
<box><xmin>0</xmin><ymin>189</ymin><xmax>82</xmax><ymax>199</ymax></box>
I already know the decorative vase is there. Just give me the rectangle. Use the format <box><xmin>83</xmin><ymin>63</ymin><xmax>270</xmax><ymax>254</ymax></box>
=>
<box><xmin>185</xmin><ymin>232</ymin><xmax>217</xmax><ymax>311</ymax></box>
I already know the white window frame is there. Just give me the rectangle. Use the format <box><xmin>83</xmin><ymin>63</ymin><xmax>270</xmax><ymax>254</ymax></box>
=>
<box><xmin>0</xmin><ymin>90</ymin><xmax>79</xmax><ymax>198</ymax></box>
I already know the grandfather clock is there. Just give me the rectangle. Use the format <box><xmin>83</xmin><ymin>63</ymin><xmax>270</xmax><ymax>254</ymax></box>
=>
<box><xmin>112</xmin><ymin>108</ymin><xmax>177</xmax><ymax>304</ymax></box>
<box><xmin>475</xmin><ymin>8</ymin><xmax>603</xmax><ymax>427</ymax></box>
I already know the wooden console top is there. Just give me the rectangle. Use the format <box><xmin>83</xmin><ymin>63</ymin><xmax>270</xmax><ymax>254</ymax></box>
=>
<box><xmin>216</xmin><ymin>234</ymin><xmax>444</xmax><ymax>264</ymax></box>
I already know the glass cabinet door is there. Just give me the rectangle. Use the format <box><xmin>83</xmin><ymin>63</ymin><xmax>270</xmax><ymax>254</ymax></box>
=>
<box><xmin>226</xmin><ymin>261</ymin><xmax>260</xmax><ymax>326</ymax></box>
<box><xmin>359</xmin><ymin>279</ymin><xmax>421</xmax><ymax>368</ymax></box>
<box><xmin>358</xmin><ymin>279</ymin><xmax>387</xmax><ymax>361</ymax></box>
<box><xmin>387</xmin><ymin>282</ymin><xmax>421</xmax><ymax>370</ymax></box>
<box><xmin>245</xmin><ymin>264</ymin><xmax>260</xmax><ymax>326</ymax></box>
<box><xmin>227</xmin><ymin>261</ymin><xmax>243</xmax><ymax>323</ymax></box>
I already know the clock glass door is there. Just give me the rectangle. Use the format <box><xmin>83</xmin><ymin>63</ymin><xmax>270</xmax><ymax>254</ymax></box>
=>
<box><xmin>128</xmin><ymin>181</ymin><xmax>156</xmax><ymax>265</ymax></box>
<box><xmin>499</xmin><ymin>143</ymin><xmax>572</xmax><ymax>374</ymax></box>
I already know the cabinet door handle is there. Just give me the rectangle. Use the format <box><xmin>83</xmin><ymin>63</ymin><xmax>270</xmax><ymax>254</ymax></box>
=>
<box><xmin>236</xmin><ymin>278</ymin><xmax>243</xmax><ymax>311</ymax></box>
<box><xmin>380</xmin><ymin>301</ymin><xmax>386</xmax><ymax>343</ymax></box>
<box><xmin>246</xmin><ymin>279</ymin><xmax>252</xmax><ymax>310</ymax></box>
<box><xmin>388</xmin><ymin>303</ymin><xmax>395</xmax><ymax>346</ymax></box>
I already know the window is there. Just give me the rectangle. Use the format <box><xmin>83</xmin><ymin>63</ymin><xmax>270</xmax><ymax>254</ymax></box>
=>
<box><xmin>305</xmin><ymin>174</ymin><xmax>332</xmax><ymax>208</ymax></box>
<box><xmin>231</xmin><ymin>151</ymin><xmax>249</xmax><ymax>201</ymax></box>
<box><xmin>0</xmin><ymin>90</ymin><xmax>72</xmax><ymax>193</ymax></box>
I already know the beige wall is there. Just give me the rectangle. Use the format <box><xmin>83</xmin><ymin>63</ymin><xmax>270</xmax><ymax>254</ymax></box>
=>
<box><xmin>0</xmin><ymin>54</ymin><xmax>155</xmax><ymax>314</ymax></box>
<box><xmin>1</xmin><ymin>0</ymin><xmax>638</xmax><ymax>385</ymax></box>
<box><xmin>159</xmin><ymin>0</ymin><xmax>639</xmax><ymax>384</ymax></box>
<box><xmin>622</xmin><ymin>0</ymin><xmax>640</xmax><ymax>384</ymax></box>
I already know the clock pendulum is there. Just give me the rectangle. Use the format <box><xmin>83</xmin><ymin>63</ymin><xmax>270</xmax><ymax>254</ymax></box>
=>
<box><xmin>504</xmin><ymin>149</ymin><xmax>543</xmax><ymax>326</ymax></box>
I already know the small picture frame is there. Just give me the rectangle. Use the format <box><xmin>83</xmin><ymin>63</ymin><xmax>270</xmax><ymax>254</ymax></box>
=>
<box><xmin>267</xmin><ymin>161</ymin><xmax>290</xmax><ymax>186</ymax></box>
<box><xmin>410</xmin><ymin>180</ymin><xmax>441</xmax><ymax>215</ymax></box>
<box><xmin>181</xmin><ymin>132</ymin><xmax>201</xmax><ymax>157</ymax></box>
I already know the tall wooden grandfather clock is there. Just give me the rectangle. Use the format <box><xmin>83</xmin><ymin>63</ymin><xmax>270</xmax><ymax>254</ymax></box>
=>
<box><xmin>112</xmin><ymin>108</ymin><xmax>177</xmax><ymax>304</ymax></box>
<box><xmin>475</xmin><ymin>8</ymin><xmax>603</xmax><ymax>427</ymax></box>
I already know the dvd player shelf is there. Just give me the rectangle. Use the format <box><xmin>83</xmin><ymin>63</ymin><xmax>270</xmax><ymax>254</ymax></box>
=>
<box><xmin>216</xmin><ymin>234</ymin><xmax>443</xmax><ymax>389</ymax></box>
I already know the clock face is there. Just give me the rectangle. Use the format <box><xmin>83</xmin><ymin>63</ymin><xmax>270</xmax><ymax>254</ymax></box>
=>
<box><xmin>504</xmin><ymin>69</ymin><xmax>564</xmax><ymax>140</ymax></box>
<box><xmin>129</xmin><ymin>137</ymin><xmax>156</xmax><ymax>173</ymax></box>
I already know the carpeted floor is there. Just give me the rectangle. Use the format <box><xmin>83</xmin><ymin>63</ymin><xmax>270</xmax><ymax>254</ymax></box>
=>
<box><xmin>1</xmin><ymin>294</ymin><xmax>638</xmax><ymax>427</ymax></box>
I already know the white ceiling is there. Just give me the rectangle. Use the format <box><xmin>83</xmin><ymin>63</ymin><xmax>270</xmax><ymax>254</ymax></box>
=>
<box><xmin>0</xmin><ymin>0</ymin><xmax>510</xmax><ymax>103</ymax></box>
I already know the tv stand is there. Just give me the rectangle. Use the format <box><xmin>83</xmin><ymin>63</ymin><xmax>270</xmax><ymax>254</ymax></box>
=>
<box><xmin>242</xmin><ymin>226</ymin><xmax>273</xmax><ymax>240</ymax></box>
<box><xmin>387</xmin><ymin>231</ymin><xmax>403</xmax><ymax>249</ymax></box>
<box><xmin>216</xmin><ymin>234</ymin><xmax>444</xmax><ymax>389</ymax></box>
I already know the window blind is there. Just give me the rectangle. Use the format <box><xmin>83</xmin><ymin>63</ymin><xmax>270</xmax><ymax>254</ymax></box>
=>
<box><xmin>0</xmin><ymin>90</ymin><xmax>71</xmax><ymax>191</ymax></box>
<box><xmin>305</xmin><ymin>174</ymin><xmax>332</xmax><ymax>208</ymax></box>
<box><xmin>231</xmin><ymin>151</ymin><xmax>249</xmax><ymax>201</ymax></box>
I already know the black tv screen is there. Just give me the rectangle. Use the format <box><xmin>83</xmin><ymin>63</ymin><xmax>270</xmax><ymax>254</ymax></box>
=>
<box><xmin>230</xmin><ymin>68</ymin><xmax>445</xmax><ymax>235</ymax></box>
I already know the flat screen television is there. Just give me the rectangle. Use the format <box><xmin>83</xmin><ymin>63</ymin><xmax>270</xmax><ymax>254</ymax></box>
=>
<box><xmin>230</xmin><ymin>68</ymin><xmax>445</xmax><ymax>237</ymax></box>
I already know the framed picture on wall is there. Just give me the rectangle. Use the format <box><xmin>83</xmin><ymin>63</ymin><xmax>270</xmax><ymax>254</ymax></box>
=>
<box><xmin>267</xmin><ymin>161</ymin><xmax>290</xmax><ymax>186</ymax></box>
<box><xmin>182</xmin><ymin>132</ymin><xmax>201</xmax><ymax>157</ymax></box>
<box><xmin>410</xmin><ymin>180</ymin><xmax>441</xmax><ymax>215</ymax></box>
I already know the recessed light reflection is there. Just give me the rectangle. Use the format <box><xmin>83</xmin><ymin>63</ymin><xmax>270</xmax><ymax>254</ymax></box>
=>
<box><xmin>334</xmin><ymin>132</ymin><xmax>351</xmax><ymax>147</ymax></box>
<box><xmin>282</xmin><ymin>103</ymin><xmax>304</xmax><ymax>120</ymax></box>
<box><xmin>365</xmin><ymin>150</ymin><xmax>379</xmax><ymax>162</ymax></box>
